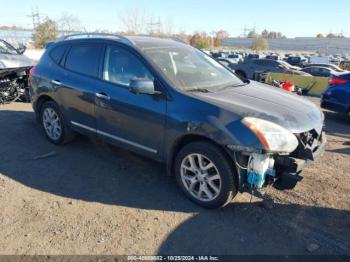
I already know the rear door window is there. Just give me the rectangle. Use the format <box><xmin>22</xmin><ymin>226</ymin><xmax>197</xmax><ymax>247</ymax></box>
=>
<box><xmin>65</xmin><ymin>44</ymin><xmax>103</xmax><ymax>77</ymax></box>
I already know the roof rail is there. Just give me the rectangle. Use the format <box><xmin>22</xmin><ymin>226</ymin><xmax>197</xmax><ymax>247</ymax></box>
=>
<box><xmin>58</xmin><ymin>33</ymin><xmax>135</xmax><ymax>46</ymax></box>
<box><xmin>131</xmin><ymin>34</ymin><xmax>189</xmax><ymax>45</ymax></box>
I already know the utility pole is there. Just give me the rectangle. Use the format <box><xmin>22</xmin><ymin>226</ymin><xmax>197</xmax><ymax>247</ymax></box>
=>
<box><xmin>28</xmin><ymin>6</ymin><xmax>41</xmax><ymax>29</ymax></box>
<box><xmin>242</xmin><ymin>25</ymin><xmax>255</xmax><ymax>38</ymax></box>
<box><xmin>148</xmin><ymin>17</ymin><xmax>161</xmax><ymax>36</ymax></box>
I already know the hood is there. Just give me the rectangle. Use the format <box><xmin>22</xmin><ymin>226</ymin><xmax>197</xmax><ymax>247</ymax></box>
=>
<box><xmin>196</xmin><ymin>81</ymin><xmax>324</xmax><ymax>134</ymax></box>
<box><xmin>0</xmin><ymin>53</ymin><xmax>34</xmax><ymax>69</ymax></box>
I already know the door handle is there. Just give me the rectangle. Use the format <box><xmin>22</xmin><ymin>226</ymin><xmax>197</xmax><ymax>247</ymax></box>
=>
<box><xmin>95</xmin><ymin>92</ymin><xmax>110</xmax><ymax>101</ymax></box>
<box><xmin>51</xmin><ymin>80</ymin><xmax>62</xmax><ymax>86</ymax></box>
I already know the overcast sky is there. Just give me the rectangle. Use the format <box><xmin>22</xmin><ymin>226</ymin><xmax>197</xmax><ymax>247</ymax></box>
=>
<box><xmin>1</xmin><ymin>0</ymin><xmax>349</xmax><ymax>37</ymax></box>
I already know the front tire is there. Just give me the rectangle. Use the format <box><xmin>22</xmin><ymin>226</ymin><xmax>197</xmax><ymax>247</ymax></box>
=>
<box><xmin>40</xmin><ymin>101</ymin><xmax>75</xmax><ymax>145</ymax></box>
<box><xmin>174</xmin><ymin>141</ymin><xmax>237</xmax><ymax>209</ymax></box>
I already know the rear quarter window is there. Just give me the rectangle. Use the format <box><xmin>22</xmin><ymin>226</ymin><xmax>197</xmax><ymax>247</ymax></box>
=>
<box><xmin>50</xmin><ymin>45</ymin><xmax>68</xmax><ymax>64</ymax></box>
<box><xmin>65</xmin><ymin>44</ymin><xmax>103</xmax><ymax>77</ymax></box>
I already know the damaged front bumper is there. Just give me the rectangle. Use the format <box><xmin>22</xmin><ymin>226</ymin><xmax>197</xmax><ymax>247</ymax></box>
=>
<box><xmin>0</xmin><ymin>67</ymin><xmax>31</xmax><ymax>103</ymax></box>
<box><xmin>273</xmin><ymin>131</ymin><xmax>327</xmax><ymax>189</ymax></box>
<box><xmin>230</xmin><ymin>130</ymin><xmax>327</xmax><ymax>191</ymax></box>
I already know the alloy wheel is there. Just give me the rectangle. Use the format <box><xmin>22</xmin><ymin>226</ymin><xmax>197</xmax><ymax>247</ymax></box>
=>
<box><xmin>180</xmin><ymin>153</ymin><xmax>222</xmax><ymax>202</ymax></box>
<box><xmin>42</xmin><ymin>107</ymin><xmax>62</xmax><ymax>141</ymax></box>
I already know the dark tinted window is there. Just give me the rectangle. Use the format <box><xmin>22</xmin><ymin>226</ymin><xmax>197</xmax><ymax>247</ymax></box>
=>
<box><xmin>266</xmin><ymin>55</ymin><xmax>278</xmax><ymax>60</ymax></box>
<box><xmin>289</xmin><ymin>57</ymin><xmax>301</xmax><ymax>62</ymax></box>
<box><xmin>65</xmin><ymin>45</ymin><xmax>102</xmax><ymax>77</ymax></box>
<box><xmin>303</xmin><ymin>68</ymin><xmax>312</xmax><ymax>73</ymax></box>
<box><xmin>50</xmin><ymin>45</ymin><xmax>68</xmax><ymax>64</ymax></box>
<box><xmin>310</xmin><ymin>68</ymin><xmax>319</xmax><ymax>74</ymax></box>
<box><xmin>103</xmin><ymin>46</ymin><xmax>153</xmax><ymax>86</ymax></box>
<box><xmin>254</xmin><ymin>60</ymin><xmax>264</xmax><ymax>66</ymax></box>
<box><xmin>320</xmin><ymin>68</ymin><xmax>330</xmax><ymax>74</ymax></box>
<box><xmin>268</xmin><ymin>60</ymin><xmax>280</xmax><ymax>67</ymax></box>
<box><xmin>265</xmin><ymin>60</ymin><xmax>277</xmax><ymax>66</ymax></box>
<box><xmin>254</xmin><ymin>60</ymin><xmax>274</xmax><ymax>66</ymax></box>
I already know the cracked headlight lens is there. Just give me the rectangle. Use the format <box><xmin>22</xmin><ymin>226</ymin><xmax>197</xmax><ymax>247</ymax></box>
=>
<box><xmin>242</xmin><ymin>117</ymin><xmax>299</xmax><ymax>153</ymax></box>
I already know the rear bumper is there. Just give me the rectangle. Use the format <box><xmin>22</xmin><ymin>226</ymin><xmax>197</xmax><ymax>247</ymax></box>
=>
<box><xmin>273</xmin><ymin>132</ymin><xmax>326</xmax><ymax>190</ymax></box>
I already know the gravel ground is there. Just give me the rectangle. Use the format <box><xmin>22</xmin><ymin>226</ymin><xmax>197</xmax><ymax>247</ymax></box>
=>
<box><xmin>0</xmin><ymin>100</ymin><xmax>349</xmax><ymax>255</ymax></box>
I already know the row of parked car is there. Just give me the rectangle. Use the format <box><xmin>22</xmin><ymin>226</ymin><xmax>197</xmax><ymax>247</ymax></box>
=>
<box><xmin>209</xmin><ymin>50</ymin><xmax>350</xmax><ymax>117</ymax></box>
<box><xmin>210</xmin><ymin>50</ymin><xmax>350</xmax><ymax>68</ymax></box>
<box><xmin>231</xmin><ymin>59</ymin><xmax>348</xmax><ymax>79</ymax></box>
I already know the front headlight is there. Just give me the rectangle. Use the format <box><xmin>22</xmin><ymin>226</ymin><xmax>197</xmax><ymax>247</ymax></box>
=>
<box><xmin>242</xmin><ymin>117</ymin><xmax>299</xmax><ymax>153</ymax></box>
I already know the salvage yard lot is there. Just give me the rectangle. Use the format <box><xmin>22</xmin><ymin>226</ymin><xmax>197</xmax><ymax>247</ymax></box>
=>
<box><xmin>0</xmin><ymin>100</ymin><xmax>349</xmax><ymax>255</ymax></box>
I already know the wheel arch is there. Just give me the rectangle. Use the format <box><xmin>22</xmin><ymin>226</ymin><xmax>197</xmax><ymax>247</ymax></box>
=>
<box><xmin>166</xmin><ymin>134</ymin><xmax>239</xmax><ymax>189</ymax></box>
<box><xmin>35</xmin><ymin>94</ymin><xmax>55</xmax><ymax>121</ymax></box>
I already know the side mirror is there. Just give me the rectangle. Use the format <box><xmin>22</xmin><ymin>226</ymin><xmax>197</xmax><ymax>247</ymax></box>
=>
<box><xmin>129</xmin><ymin>78</ymin><xmax>161</xmax><ymax>95</ymax></box>
<box><xmin>17</xmin><ymin>44</ymin><xmax>27</xmax><ymax>54</ymax></box>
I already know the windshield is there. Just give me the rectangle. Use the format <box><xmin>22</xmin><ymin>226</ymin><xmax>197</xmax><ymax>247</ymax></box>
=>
<box><xmin>0</xmin><ymin>40</ymin><xmax>18</xmax><ymax>55</ymax></box>
<box><xmin>143</xmin><ymin>45</ymin><xmax>243</xmax><ymax>92</ymax></box>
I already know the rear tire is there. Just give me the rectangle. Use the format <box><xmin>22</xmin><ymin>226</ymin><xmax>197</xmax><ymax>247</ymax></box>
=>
<box><xmin>40</xmin><ymin>101</ymin><xmax>75</xmax><ymax>145</ymax></box>
<box><xmin>174</xmin><ymin>141</ymin><xmax>237</xmax><ymax>209</ymax></box>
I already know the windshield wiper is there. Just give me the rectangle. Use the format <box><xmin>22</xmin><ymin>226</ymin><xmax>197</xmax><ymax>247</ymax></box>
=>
<box><xmin>231</xmin><ymin>82</ymin><xmax>249</xmax><ymax>87</ymax></box>
<box><xmin>219</xmin><ymin>82</ymin><xmax>248</xmax><ymax>90</ymax></box>
<box><xmin>186</xmin><ymin>88</ymin><xmax>211</xmax><ymax>93</ymax></box>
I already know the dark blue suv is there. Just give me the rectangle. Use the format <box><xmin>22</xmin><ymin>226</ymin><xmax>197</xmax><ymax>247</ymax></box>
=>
<box><xmin>30</xmin><ymin>33</ymin><xmax>326</xmax><ymax>208</ymax></box>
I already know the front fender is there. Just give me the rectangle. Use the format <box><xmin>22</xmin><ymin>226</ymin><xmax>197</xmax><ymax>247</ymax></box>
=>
<box><xmin>164</xmin><ymin>91</ymin><xmax>264</xmax><ymax>168</ymax></box>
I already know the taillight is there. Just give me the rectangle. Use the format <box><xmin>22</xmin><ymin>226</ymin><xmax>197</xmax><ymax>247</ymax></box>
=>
<box><xmin>329</xmin><ymin>76</ymin><xmax>347</xmax><ymax>86</ymax></box>
<box><xmin>29</xmin><ymin>66</ymin><xmax>37</xmax><ymax>80</ymax></box>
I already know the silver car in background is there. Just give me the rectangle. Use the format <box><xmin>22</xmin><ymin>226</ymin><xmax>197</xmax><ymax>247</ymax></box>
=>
<box><xmin>0</xmin><ymin>39</ymin><xmax>34</xmax><ymax>103</ymax></box>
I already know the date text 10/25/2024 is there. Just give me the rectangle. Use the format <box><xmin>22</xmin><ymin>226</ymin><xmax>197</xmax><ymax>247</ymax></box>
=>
<box><xmin>127</xmin><ymin>256</ymin><xmax>220</xmax><ymax>261</ymax></box>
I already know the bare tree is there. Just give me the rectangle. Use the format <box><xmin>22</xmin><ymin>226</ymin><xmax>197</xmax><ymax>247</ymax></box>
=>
<box><xmin>162</xmin><ymin>17</ymin><xmax>174</xmax><ymax>36</ymax></box>
<box><xmin>213</xmin><ymin>30</ymin><xmax>229</xmax><ymax>47</ymax></box>
<box><xmin>189</xmin><ymin>32</ymin><xmax>211</xmax><ymax>49</ymax></box>
<box><xmin>119</xmin><ymin>8</ymin><xmax>147</xmax><ymax>34</ymax></box>
<box><xmin>326</xmin><ymin>33</ymin><xmax>345</xmax><ymax>38</ymax></box>
<box><xmin>58</xmin><ymin>13</ymin><xmax>83</xmax><ymax>34</ymax></box>
<box><xmin>247</xmin><ymin>30</ymin><xmax>258</xmax><ymax>38</ymax></box>
<box><xmin>261</xmin><ymin>29</ymin><xmax>269</xmax><ymax>38</ymax></box>
<box><xmin>251</xmin><ymin>37</ymin><xmax>269</xmax><ymax>51</ymax></box>
<box><xmin>176</xmin><ymin>31</ymin><xmax>190</xmax><ymax>43</ymax></box>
